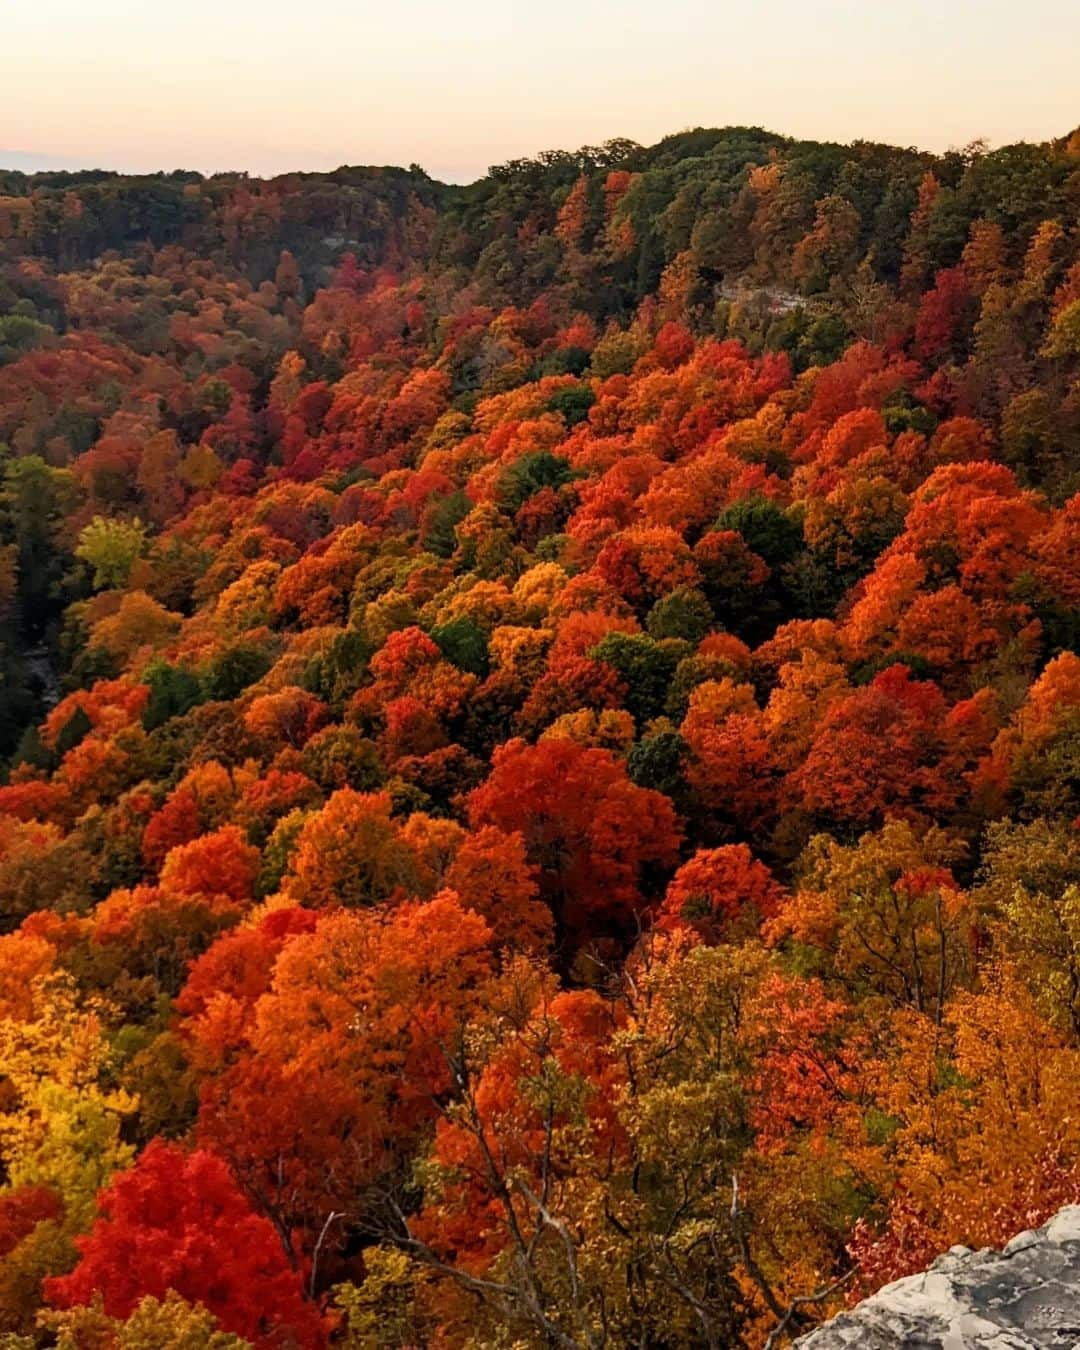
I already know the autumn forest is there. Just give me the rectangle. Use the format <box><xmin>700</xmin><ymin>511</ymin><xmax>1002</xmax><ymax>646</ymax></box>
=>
<box><xmin>0</xmin><ymin>124</ymin><xmax>1079</xmax><ymax>1346</ymax></box>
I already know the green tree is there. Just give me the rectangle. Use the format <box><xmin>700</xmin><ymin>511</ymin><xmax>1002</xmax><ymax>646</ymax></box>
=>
<box><xmin>0</xmin><ymin>455</ymin><xmax>78</xmax><ymax>637</ymax></box>
<box><xmin>142</xmin><ymin>659</ymin><xmax>205</xmax><ymax>731</ymax></box>
<box><xmin>590</xmin><ymin>632</ymin><xmax>685</xmax><ymax>724</ymax></box>
<box><xmin>431</xmin><ymin>615</ymin><xmax>490</xmax><ymax>677</ymax></box>
<box><xmin>75</xmin><ymin>515</ymin><xmax>147</xmax><ymax>590</ymax></box>
<box><xmin>646</xmin><ymin>586</ymin><xmax>714</xmax><ymax>643</ymax></box>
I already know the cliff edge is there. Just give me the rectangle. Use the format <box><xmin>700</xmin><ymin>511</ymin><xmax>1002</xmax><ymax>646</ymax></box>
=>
<box><xmin>796</xmin><ymin>1207</ymin><xmax>1080</xmax><ymax>1349</ymax></box>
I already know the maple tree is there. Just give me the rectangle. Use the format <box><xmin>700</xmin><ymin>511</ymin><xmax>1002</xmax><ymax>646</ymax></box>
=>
<box><xmin>191</xmin><ymin>894</ymin><xmax>498</xmax><ymax>1265</ymax></box>
<box><xmin>280</xmin><ymin>788</ymin><xmax>421</xmax><ymax>908</ymax></box>
<box><xmin>467</xmin><ymin>736</ymin><xmax>681</xmax><ymax>954</ymax></box>
<box><xmin>44</xmin><ymin>1140</ymin><xmax>328</xmax><ymax>1349</ymax></box>
<box><xmin>656</xmin><ymin>843</ymin><xmax>785</xmax><ymax>944</ymax></box>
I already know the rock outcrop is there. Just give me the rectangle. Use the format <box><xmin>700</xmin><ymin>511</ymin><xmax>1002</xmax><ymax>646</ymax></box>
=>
<box><xmin>796</xmin><ymin>1206</ymin><xmax>1080</xmax><ymax>1348</ymax></box>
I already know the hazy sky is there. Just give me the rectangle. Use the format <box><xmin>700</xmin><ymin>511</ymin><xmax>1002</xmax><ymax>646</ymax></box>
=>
<box><xmin>5</xmin><ymin>0</ymin><xmax>1079</xmax><ymax>181</ymax></box>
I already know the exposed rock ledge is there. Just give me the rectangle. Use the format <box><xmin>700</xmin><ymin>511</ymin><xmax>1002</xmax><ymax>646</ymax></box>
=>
<box><xmin>796</xmin><ymin>1207</ymin><xmax>1080</xmax><ymax>1349</ymax></box>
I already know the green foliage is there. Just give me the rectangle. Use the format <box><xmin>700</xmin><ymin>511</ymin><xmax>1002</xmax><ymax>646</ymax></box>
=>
<box><xmin>497</xmin><ymin>450</ymin><xmax>574</xmax><ymax>512</ymax></box>
<box><xmin>881</xmin><ymin>390</ymin><xmax>937</xmax><ymax>438</ymax></box>
<box><xmin>546</xmin><ymin>384</ymin><xmax>595</xmax><ymax>427</ymax></box>
<box><xmin>257</xmin><ymin>808</ymin><xmax>312</xmax><ymax>898</ymax></box>
<box><xmin>538</xmin><ymin>345</ymin><xmax>591</xmax><ymax>377</ymax></box>
<box><xmin>588</xmin><ymin>327</ymin><xmax>641</xmax><ymax>377</ymax></box>
<box><xmin>0</xmin><ymin>314</ymin><xmax>53</xmax><ymax>365</ymax></box>
<box><xmin>421</xmin><ymin>489</ymin><xmax>470</xmax><ymax>558</ymax></box>
<box><xmin>626</xmin><ymin>727</ymin><xmax>687</xmax><ymax>797</ymax></box>
<box><xmin>301</xmin><ymin>627</ymin><xmax>374</xmax><ymax>703</ymax></box>
<box><xmin>849</xmin><ymin>650</ymin><xmax>937</xmax><ymax>686</ymax></box>
<box><xmin>75</xmin><ymin>515</ymin><xmax>147</xmax><ymax>590</ymax></box>
<box><xmin>798</xmin><ymin>313</ymin><xmax>850</xmax><ymax>368</ymax></box>
<box><xmin>767</xmin><ymin>309</ymin><xmax>850</xmax><ymax>371</ymax></box>
<box><xmin>0</xmin><ymin>455</ymin><xmax>79</xmax><ymax>638</ymax></box>
<box><xmin>1042</xmin><ymin>299</ymin><xmax>1080</xmax><ymax>359</ymax></box>
<box><xmin>8</xmin><ymin>722</ymin><xmax>54</xmax><ymax>774</ymax></box>
<box><xmin>201</xmin><ymin>641</ymin><xmax>274</xmax><ymax>702</ymax></box>
<box><xmin>53</xmin><ymin>705</ymin><xmax>93</xmax><ymax>756</ymax></box>
<box><xmin>590</xmin><ymin>632</ymin><xmax>684</xmax><ymax>724</ymax></box>
<box><xmin>142</xmin><ymin>660</ymin><xmax>205</xmax><ymax>731</ymax></box>
<box><xmin>534</xmin><ymin>531</ymin><xmax>570</xmax><ymax>563</ymax></box>
<box><xmin>645</xmin><ymin>586</ymin><xmax>714</xmax><ymax>643</ymax></box>
<box><xmin>713</xmin><ymin>495</ymin><xmax>803</xmax><ymax>570</ymax></box>
<box><xmin>430</xmin><ymin>615</ymin><xmax>490</xmax><ymax>676</ymax></box>
<box><xmin>301</xmin><ymin>725</ymin><xmax>383</xmax><ymax>793</ymax></box>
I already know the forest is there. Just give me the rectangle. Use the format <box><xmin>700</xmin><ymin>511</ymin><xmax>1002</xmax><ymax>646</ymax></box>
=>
<box><xmin>0</xmin><ymin>122</ymin><xmax>1078</xmax><ymax>1346</ymax></box>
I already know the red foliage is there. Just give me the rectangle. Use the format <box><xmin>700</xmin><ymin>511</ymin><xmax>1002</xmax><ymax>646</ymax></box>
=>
<box><xmin>159</xmin><ymin>824</ymin><xmax>261</xmax><ymax>907</ymax></box>
<box><xmin>44</xmin><ymin>1140</ymin><xmax>329</xmax><ymax>1348</ymax></box>
<box><xmin>656</xmin><ymin>844</ymin><xmax>785</xmax><ymax>943</ymax></box>
<box><xmin>0</xmin><ymin>1184</ymin><xmax>63</xmax><ymax>1260</ymax></box>
<box><xmin>787</xmin><ymin>664</ymin><xmax>968</xmax><ymax>826</ymax></box>
<box><xmin>468</xmin><ymin>737</ymin><xmax>681</xmax><ymax>949</ymax></box>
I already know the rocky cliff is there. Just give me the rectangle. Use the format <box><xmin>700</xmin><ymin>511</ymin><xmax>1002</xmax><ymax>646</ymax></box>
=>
<box><xmin>796</xmin><ymin>1207</ymin><xmax>1080</xmax><ymax>1349</ymax></box>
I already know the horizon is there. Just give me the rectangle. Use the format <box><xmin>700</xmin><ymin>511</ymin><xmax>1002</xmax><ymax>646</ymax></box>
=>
<box><xmin>2</xmin><ymin>119</ymin><xmax>1076</xmax><ymax>187</ymax></box>
<box><xmin>6</xmin><ymin>0</ymin><xmax>1080</xmax><ymax>182</ymax></box>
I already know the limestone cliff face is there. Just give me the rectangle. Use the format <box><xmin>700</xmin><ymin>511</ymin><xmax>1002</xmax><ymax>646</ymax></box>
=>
<box><xmin>795</xmin><ymin>1207</ymin><xmax>1080</xmax><ymax>1349</ymax></box>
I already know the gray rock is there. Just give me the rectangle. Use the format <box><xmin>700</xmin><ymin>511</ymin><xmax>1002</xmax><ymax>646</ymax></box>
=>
<box><xmin>795</xmin><ymin>1206</ymin><xmax>1080</xmax><ymax>1349</ymax></box>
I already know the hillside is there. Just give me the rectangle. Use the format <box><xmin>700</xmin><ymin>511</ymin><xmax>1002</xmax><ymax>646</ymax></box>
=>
<box><xmin>0</xmin><ymin>126</ymin><xmax>1079</xmax><ymax>1346</ymax></box>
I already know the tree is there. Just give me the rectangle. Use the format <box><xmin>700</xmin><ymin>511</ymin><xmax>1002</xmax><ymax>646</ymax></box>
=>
<box><xmin>656</xmin><ymin>844</ymin><xmax>785</xmax><ymax>944</ymax></box>
<box><xmin>242</xmin><ymin>687</ymin><xmax>326</xmax><ymax>751</ymax></box>
<box><xmin>680</xmin><ymin>679</ymin><xmax>778</xmax><ymax>835</ymax></box>
<box><xmin>594</xmin><ymin>526</ymin><xmax>701</xmax><ymax>610</ymax></box>
<box><xmin>282</xmin><ymin>790</ymin><xmax>421</xmax><ymax>909</ymax></box>
<box><xmin>0</xmin><ymin>972</ymin><xmax>135</xmax><ymax>1234</ymax></box>
<box><xmin>1042</xmin><ymin>298</ymin><xmax>1080</xmax><ymax>359</ymax></box>
<box><xmin>194</xmin><ymin>896</ymin><xmax>498</xmax><ymax>1260</ymax></box>
<box><xmin>787</xmin><ymin>666</ymin><xmax>989</xmax><ymax>830</ymax></box>
<box><xmin>589</xmin><ymin>630</ymin><xmax>683</xmax><ymax>724</ymax></box>
<box><xmin>142</xmin><ymin>659</ymin><xmax>205</xmax><ymax>731</ymax></box>
<box><xmin>44</xmin><ymin>1140</ymin><xmax>328</xmax><ymax>1349</ymax></box>
<box><xmin>43</xmin><ymin>1290</ymin><xmax>253</xmax><ymax>1349</ymax></box>
<box><xmin>772</xmin><ymin>819</ymin><xmax>971</xmax><ymax>1023</ymax></box>
<box><xmin>75</xmin><ymin>516</ymin><xmax>147</xmax><ymax>591</ymax></box>
<box><xmin>914</xmin><ymin>267</ymin><xmax>975</xmax><ymax>361</ymax></box>
<box><xmin>1</xmin><ymin>455</ymin><xmax>78</xmax><ymax>640</ymax></box>
<box><xmin>852</xmin><ymin>966</ymin><xmax>1080</xmax><ymax>1288</ymax></box>
<box><xmin>977</xmin><ymin>819</ymin><xmax>1080</xmax><ymax>1037</ymax></box>
<box><xmin>444</xmin><ymin>825</ymin><xmax>553</xmax><ymax>955</ymax></box>
<box><xmin>141</xmin><ymin>761</ymin><xmax>238</xmax><ymax>870</ymax></box>
<box><xmin>158</xmin><ymin>826</ymin><xmax>261</xmax><ymax>909</ymax></box>
<box><xmin>645</xmin><ymin>586</ymin><xmax>714</xmax><ymax>643</ymax></box>
<box><xmin>467</xmin><ymin>738</ymin><xmax>681</xmax><ymax>954</ymax></box>
<box><xmin>407</xmin><ymin>938</ymin><xmax>845</xmax><ymax>1347</ymax></box>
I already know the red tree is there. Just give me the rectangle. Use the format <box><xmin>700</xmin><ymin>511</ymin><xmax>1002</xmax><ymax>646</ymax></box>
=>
<box><xmin>467</xmin><ymin>738</ymin><xmax>681</xmax><ymax>952</ymax></box>
<box><xmin>45</xmin><ymin>1140</ymin><xmax>328</xmax><ymax>1349</ymax></box>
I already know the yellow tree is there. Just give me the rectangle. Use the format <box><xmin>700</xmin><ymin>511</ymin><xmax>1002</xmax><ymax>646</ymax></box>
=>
<box><xmin>0</xmin><ymin>972</ymin><xmax>136</xmax><ymax>1332</ymax></box>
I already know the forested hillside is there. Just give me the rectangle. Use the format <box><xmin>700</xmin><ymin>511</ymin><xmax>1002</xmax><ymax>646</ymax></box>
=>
<box><xmin>1</xmin><ymin>124</ymin><xmax>1080</xmax><ymax>1347</ymax></box>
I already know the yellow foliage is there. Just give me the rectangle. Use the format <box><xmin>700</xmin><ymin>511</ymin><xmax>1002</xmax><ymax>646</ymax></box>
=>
<box><xmin>0</xmin><ymin>974</ymin><xmax>136</xmax><ymax>1231</ymax></box>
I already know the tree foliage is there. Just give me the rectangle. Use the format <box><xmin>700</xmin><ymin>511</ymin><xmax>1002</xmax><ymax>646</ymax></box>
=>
<box><xmin>0</xmin><ymin>119</ymin><xmax>1078</xmax><ymax>1347</ymax></box>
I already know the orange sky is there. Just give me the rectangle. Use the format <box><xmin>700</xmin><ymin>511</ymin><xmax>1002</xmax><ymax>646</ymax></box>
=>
<box><xmin>5</xmin><ymin>0</ymin><xmax>1078</xmax><ymax>179</ymax></box>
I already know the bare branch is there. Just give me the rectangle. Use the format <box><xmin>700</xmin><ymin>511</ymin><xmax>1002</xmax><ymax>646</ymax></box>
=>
<box><xmin>761</xmin><ymin>1267</ymin><xmax>860</xmax><ymax>1350</ymax></box>
<box><xmin>309</xmin><ymin>1210</ymin><xmax>344</xmax><ymax>1298</ymax></box>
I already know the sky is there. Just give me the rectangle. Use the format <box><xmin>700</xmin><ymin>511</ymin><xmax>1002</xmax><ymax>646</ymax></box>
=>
<box><xmin>4</xmin><ymin>0</ymin><xmax>1079</xmax><ymax>182</ymax></box>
